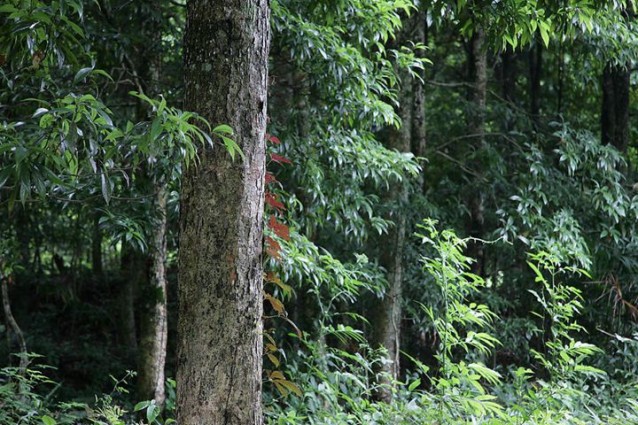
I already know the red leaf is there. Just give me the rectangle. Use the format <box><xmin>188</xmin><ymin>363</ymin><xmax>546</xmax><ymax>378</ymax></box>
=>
<box><xmin>270</xmin><ymin>153</ymin><xmax>291</xmax><ymax>164</ymax></box>
<box><xmin>265</xmin><ymin>192</ymin><xmax>285</xmax><ymax>211</ymax></box>
<box><xmin>269</xmin><ymin>216</ymin><xmax>290</xmax><ymax>241</ymax></box>
<box><xmin>266</xmin><ymin>133</ymin><xmax>281</xmax><ymax>144</ymax></box>
<box><xmin>265</xmin><ymin>236</ymin><xmax>282</xmax><ymax>260</ymax></box>
<box><xmin>265</xmin><ymin>172</ymin><xmax>277</xmax><ymax>185</ymax></box>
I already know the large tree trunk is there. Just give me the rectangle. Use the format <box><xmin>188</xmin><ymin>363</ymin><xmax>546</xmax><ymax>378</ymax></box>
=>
<box><xmin>178</xmin><ymin>1</ymin><xmax>270</xmax><ymax>424</ymax></box>
<box><xmin>137</xmin><ymin>183</ymin><xmax>169</xmax><ymax>406</ymax></box>
<box><xmin>601</xmin><ymin>63</ymin><xmax>630</xmax><ymax>153</ymax></box>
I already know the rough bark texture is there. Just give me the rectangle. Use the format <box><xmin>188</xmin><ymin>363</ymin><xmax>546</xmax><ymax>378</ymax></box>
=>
<box><xmin>178</xmin><ymin>1</ymin><xmax>270</xmax><ymax>424</ymax></box>
<box><xmin>137</xmin><ymin>184</ymin><xmax>168</xmax><ymax>406</ymax></box>
<box><xmin>601</xmin><ymin>63</ymin><xmax>630</xmax><ymax>153</ymax></box>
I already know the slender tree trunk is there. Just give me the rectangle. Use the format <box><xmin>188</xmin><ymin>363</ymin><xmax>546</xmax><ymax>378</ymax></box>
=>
<box><xmin>373</xmin><ymin>30</ymin><xmax>414</xmax><ymax>403</ymax></box>
<box><xmin>1</xmin><ymin>268</ymin><xmax>27</xmax><ymax>374</ymax></box>
<box><xmin>411</xmin><ymin>5</ymin><xmax>427</xmax><ymax>192</ymax></box>
<box><xmin>498</xmin><ymin>47</ymin><xmax>517</xmax><ymax>132</ymax></box>
<box><xmin>137</xmin><ymin>184</ymin><xmax>169</xmax><ymax>406</ymax></box>
<box><xmin>135</xmin><ymin>6</ymin><xmax>170</xmax><ymax>404</ymax></box>
<box><xmin>465</xmin><ymin>28</ymin><xmax>487</xmax><ymax>276</ymax></box>
<box><xmin>92</xmin><ymin>212</ymin><xmax>103</xmax><ymax>277</ymax></box>
<box><xmin>178</xmin><ymin>1</ymin><xmax>270</xmax><ymax>424</ymax></box>
<box><xmin>119</xmin><ymin>243</ymin><xmax>140</xmax><ymax>355</ymax></box>
<box><xmin>529</xmin><ymin>42</ymin><xmax>542</xmax><ymax>126</ymax></box>
<box><xmin>601</xmin><ymin>63</ymin><xmax>630</xmax><ymax>153</ymax></box>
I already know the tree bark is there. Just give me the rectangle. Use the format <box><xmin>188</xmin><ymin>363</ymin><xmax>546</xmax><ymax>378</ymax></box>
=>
<box><xmin>601</xmin><ymin>63</ymin><xmax>630</xmax><ymax>153</ymax></box>
<box><xmin>137</xmin><ymin>183</ymin><xmax>169</xmax><ymax>406</ymax></box>
<box><xmin>135</xmin><ymin>5</ymin><xmax>169</xmax><ymax>404</ymax></box>
<box><xmin>178</xmin><ymin>1</ymin><xmax>270</xmax><ymax>424</ymax></box>
<box><xmin>528</xmin><ymin>42</ymin><xmax>542</xmax><ymax>127</ymax></box>
<box><xmin>92</xmin><ymin>211</ymin><xmax>103</xmax><ymax>277</ymax></box>
<box><xmin>1</xmin><ymin>268</ymin><xmax>27</xmax><ymax>374</ymax></box>
<box><xmin>119</xmin><ymin>243</ymin><xmax>141</xmax><ymax>355</ymax></box>
<box><xmin>373</xmin><ymin>32</ymin><xmax>414</xmax><ymax>404</ymax></box>
<box><xmin>465</xmin><ymin>28</ymin><xmax>487</xmax><ymax>276</ymax></box>
<box><xmin>411</xmin><ymin>5</ymin><xmax>427</xmax><ymax>192</ymax></box>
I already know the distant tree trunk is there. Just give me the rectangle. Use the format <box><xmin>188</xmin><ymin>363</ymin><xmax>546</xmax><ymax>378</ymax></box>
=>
<box><xmin>465</xmin><ymin>28</ymin><xmax>487</xmax><ymax>276</ymax></box>
<box><xmin>0</xmin><ymin>267</ymin><xmax>27</xmax><ymax>373</ymax></box>
<box><xmin>601</xmin><ymin>63</ymin><xmax>630</xmax><ymax>153</ymax></box>
<box><xmin>498</xmin><ymin>47</ymin><xmax>517</xmax><ymax>131</ymax></box>
<box><xmin>119</xmin><ymin>244</ymin><xmax>140</xmax><ymax>354</ymax></box>
<box><xmin>92</xmin><ymin>212</ymin><xmax>103</xmax><ymax>277</ymax></box>
<box><xmin>411</xmin><ymin>5</ymin><xmax>427</xmax><ymax>192</ymax></box>
<box><xmin>528</xmin><ymin>42</ymin><xmax>542</xmax><ymax>126</ymax></box>
<box><xmin>373</xmin><ymin>15</ymin><xmax>418</xmax><ymax>401</ymax></box>
<box><xmin>178</xmin><ymin>0</ymin><xmax>270</xmax><ymax>423</ymax></box>
<box><xmin>137</xmin><ymin>183</ymin><xmax>168</xmax><ymax>406</ymax></box>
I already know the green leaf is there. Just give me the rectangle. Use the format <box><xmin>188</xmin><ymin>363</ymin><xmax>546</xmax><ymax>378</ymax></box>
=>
<box><xmin>134</xmin><ymin>401</ymin><xmax>150</xmax><ymax>411</ymax></box>
<box><xmin>213</xmin><ymin>124</ymin><xmax>234</xmax><ymax>135</ymax></box>
<box><xmin>41</xmin><ymin>416</ymin><xmax>57</xmax><ymax>425</ymax></box>
<box><xmin>150</xmin><ymin>117</ymin><xmax>162</xmax><ymax>141</ymax></box>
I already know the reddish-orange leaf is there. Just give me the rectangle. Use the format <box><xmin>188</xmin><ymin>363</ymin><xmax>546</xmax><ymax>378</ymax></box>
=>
<box><xmin>265</xmin><ymin>236</ymin><xmax>281</xmax><ymax>260</ymax></box>
<box><xmin>265</xmin><ymin>192</ymin><xmax>285</xmax><ymax>211</ymax></box>
<box><xmin>265</xmin><ymin>271</ymin><xmax>281</xmax><ymax>284</ymax></box>
<box><xmin>265</xmin><ymin>172</ymin><xmax>277</xmax><ymax>185</ymax></box>
<box><xmin>264</xmin><ymin>292</ymin><xmax>286</xmax><ymax>315</ymax></box>
<box><xmin>269</xmin><ymin>216</ymin><xmax>290</xmax><ymax>241</ymax></box>
<box><xmin>270</xmin><ymin>153</ymin><xmax>291</xmax><ymax>164</ymax></box>
<box><xmin>268</xmin><ymin>135</ymin><xmax>281</xmax><ymax>144</ymax></box>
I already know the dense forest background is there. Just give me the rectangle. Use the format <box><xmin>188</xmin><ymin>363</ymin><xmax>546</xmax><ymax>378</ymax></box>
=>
<box><xmin>2</xmin><ymin>0</ymin><xmax>638</xmax><ymax>424</ymax></box>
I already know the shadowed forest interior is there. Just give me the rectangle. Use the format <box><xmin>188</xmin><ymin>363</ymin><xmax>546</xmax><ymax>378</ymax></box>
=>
<box><xmin>2</xmin><ymin>1</ymin><xmax>638</xmax><ymax>424</ymax></box>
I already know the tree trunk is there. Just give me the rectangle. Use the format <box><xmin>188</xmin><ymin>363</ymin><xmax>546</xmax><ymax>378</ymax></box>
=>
<box><xmin>137</xmin><ymin>183</ymin><xmax>169</xmax><ymax>406</ymax></box>
<box><xmin>528</xmin><ymin>42</ymin><xmax>542</xmax><ymax>127</ymax></box>
<box><xmin>178</xmin><ymin>1</ymin><xmax>270</xmax><ymax>424</ymax></box>
<box><xmin>601</xmin><ymin>63</ymin><xmax>630</xmax><ymax>153</ymax></box>
<box><xmin>135</xmin><ymin>4</ymin><xmax>169</xmax><ymax>404</ymax></box>
<box><xmin>411</xmin><ymin>5</ymin><xmax>427</xmax><ymax>192</ymax></box>
<box><xmin>1</xmin><ymin>267</ymin><xmax>27</xmax><ymax>374</ymax></box>
<box><xmin>465</xmin><ymin>28</ymin><xmax>487</xmax><ymax>276</ymax></box>
<box><xmin>119</xmin><ymin>243</ymin><xmax>141</xmax><ymax>355</ymax></box>
<box><xmin>92</xmin><ymin>211</ymin><xmax>103</xmax><ymax>277</ymax></box>
<box><xmin>373</xmin><ymin>34</ymin><xmax>414</xmax><ymax>404</ymax></box>
<box><xmin>498</xmin><ymin>47</ymin><xmax>517</xmax><ymax>132</ymax></box>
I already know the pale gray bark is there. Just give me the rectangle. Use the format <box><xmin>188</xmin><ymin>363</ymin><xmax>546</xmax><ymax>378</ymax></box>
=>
<box><xmin>178</xmin><ymin>1</ymin><xmax>270</xmax><ymax>424</ymax></box>
<box><xmin>138</xmin><ymin>183</ymin><xmax>168</xmax><ymax>406</ymax></box>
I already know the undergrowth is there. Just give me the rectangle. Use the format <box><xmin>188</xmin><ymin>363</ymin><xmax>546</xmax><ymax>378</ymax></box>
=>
<box><xmin>2</xmin><ymin>222</ymin><xmax>638</xmax><ymax>424</ymax></box>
